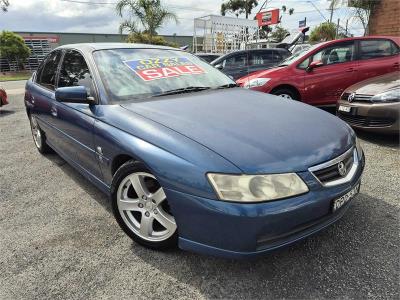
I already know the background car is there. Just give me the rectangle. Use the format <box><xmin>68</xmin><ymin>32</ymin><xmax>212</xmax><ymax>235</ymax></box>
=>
<box><xmin>210</xmin><ymin>48</ymin><xmax>290</xmax><ymax>80</ymax></box>
<box><xmin>25</xmin><ymin>43</ymin><xmax>363</xmax><ymax>258</ymax></box>
<box><xmin>237</xmin><ymin>36</ymin><xmax>400</xmax><ymax>105</ymax></box>
<box><xmin>195</xmin><ymin>53</ymin><xmax>221</xmax><ymax>63</ymax></box>
<box><xmin>337</xmin><ymin>71</ymin><xmax>399</xmax><ymax>134</ymax></box>
<box><xmin>0</xmin><ymin>87</ymin><xmax>8</xmax><ymax>107</ymax></box>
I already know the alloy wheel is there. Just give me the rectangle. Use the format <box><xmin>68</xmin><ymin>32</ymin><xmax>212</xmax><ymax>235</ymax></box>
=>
<box><xmin>117</xmin><ymin>172</ymin><xmax>176</xmax><ymax>242</ymax></box>
<box><xmin>30</xmin><ymin>116</ymin><xmax>42</xmax><ymax>149</ymax></box>
<box><xmin>279</xmin><ymin>93</ymin><xmax>293</xmax><ymax>100</ymax></box>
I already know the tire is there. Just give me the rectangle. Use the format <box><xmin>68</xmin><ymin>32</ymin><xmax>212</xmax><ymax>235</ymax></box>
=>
<box><xmin>29</xmin><ymin>114</ymin><xmax>52</xmax><ymax>154</ymax></box>
<box><xmin>271</xmin><ymin>88</ymin><xmax>298</xmax><ymax>100</ymax></box>
<box><xmin>111</xmin><ymin>160</ymin><xmax>178</xmax><ymax>250</ymax></box>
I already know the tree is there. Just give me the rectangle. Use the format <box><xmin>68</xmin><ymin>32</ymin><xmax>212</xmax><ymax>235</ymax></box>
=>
<box><xmin>348</xmin><ymin>0</ymin><xmax>381</xmax><ymax>35</ymax></box>
<box><xmin>0</xmin><ymin>31</ymin><xmax>31</xmax><ymax>70</ymax></box>
<box><xmin>309</xmin><ymin>22</ymin><xmax>337</xmax><ymax>42</ymax></box>
<box><xmin>270</xmin><ymin>26</ymin><xmax>290</xmax><ymax>42</ymax></box>
<box><xmin>221</xmin><ymin>0</ymin><xmax>258</xmax><ymax>19</ymax></box>
<box><xmin>281</xmin><ymin>5</ymin><xmax>294</xmax><ymax>16</ymax></box>
<box><xmin>116</xmin><ymin>0</ymin><xmax>178</xmax><ymax>36</ymax></box>
<box><xmin>1</xmin><ymin>0</ymin><xmax>9</xmax><ymax>12</ymax></box>
<box><xmin>125</xmin><ymin>32</ymin><xmax>178</xmax><ymax>47</ymax></box>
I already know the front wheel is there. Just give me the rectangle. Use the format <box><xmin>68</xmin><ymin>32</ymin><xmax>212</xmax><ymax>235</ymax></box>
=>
<box><xmin>111</xmin><ymin>161</ymin><xmax>178</xmax><ymax>250</ymax></box>
<box><xmin>271</xmin><ymin>88</ymin><xmax>298</xmax><ymax>100</ymax></box>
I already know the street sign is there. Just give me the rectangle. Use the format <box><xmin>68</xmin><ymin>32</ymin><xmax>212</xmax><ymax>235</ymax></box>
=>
<box><xmin>256</xmin><ymin>9</ymin><xmax>280</xmax><ymax>26</ymax></box>
<box><xmin>299</xmin><ymin>19</ymin><xmax>306</xmax><ymax>28</ymax></box>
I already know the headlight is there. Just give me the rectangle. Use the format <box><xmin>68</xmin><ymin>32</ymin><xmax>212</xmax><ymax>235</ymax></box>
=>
<box><xmin>355</xmin><ymin>137</ymin><xmax>363</xmax><ymax>159</ymax></box>
<box><xmin>243</xmin><ymin>78</ymin><xmax>271</xmax><ymax>89</ymax></box>
<box><xmin>207</xmin><ymin>173</ymin><xmax>309</xmax><ymax>202</ymax></box>
<box><xmin>370</xmin><ymin>88</ymin><xmax>400</xmax><ymax>102</ymax></box>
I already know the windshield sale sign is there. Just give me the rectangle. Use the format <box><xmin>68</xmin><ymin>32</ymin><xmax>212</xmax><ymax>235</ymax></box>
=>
<box><xmin>124</xmin><ymin>57</ymin><xmax>205</xmax><ymax>81</ymax></box>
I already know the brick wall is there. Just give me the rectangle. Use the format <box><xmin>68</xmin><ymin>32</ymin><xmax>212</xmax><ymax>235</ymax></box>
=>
<box><xmin>369</xmin><ymin>0</ymin><xmax>400</xmax><ymax>36</ymax></box>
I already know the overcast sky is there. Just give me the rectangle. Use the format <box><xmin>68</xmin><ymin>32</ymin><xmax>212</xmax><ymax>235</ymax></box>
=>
<box><xmin>0</xmin><ymin>0</ymin><xmax>364</xmax><ymax>36</ymax></box>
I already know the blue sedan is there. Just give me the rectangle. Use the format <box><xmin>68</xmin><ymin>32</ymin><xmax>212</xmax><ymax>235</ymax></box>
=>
<box><xmin>25</xmin><ymin>43</ymin><xmax>364</xmax><ymax>258</ymax></box>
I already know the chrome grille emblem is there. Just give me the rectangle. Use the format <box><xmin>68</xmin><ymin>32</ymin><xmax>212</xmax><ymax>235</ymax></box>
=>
<box><xmin>347</xmin><ymin>92</ymin><xmax>356</xmax><ymax>102</ymax></box>
<box><xmin>338</xmin><ymin>161</ymin><xmax>347</xmax><ymax>177</ymax></box>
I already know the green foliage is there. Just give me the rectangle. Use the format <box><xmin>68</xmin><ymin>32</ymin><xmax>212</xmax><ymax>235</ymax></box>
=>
<box><xmin>347</xmin><ymin>0</ymin><xmax>381</xmax><ymax>35</ymax></box>
<box><xmin>309</xmin><ymin>22</ymin><xmax>337</xmax><ymax>42</ymax></box>
<box><xmin>1</xmin><ymin>0</ymin><xmax>9</xmax><ymax>12</ymax></box>
<box><xmin>125</xmin><ymin>32</ymin><xmax>178</xmax><ymax>47</ymax></box>
<box><xmin>270</xmin><ymin>26</ymin><xmax>290</xmax><ymax>42</ymax></box>
<box><xmin>281</xmin><ymin>5</ymin><xmax>294</xmax><ymax>15</ymax></box>
<box><xmin>0</xmin><ymin>31</ymin><xmax>31</xmax><ymax>68</ymax></box>
<box><xmin>221</xmin><ymin>0</ymin><xmax>258</xmax><ymax>18</ymax></box>
<box><xmin>116</xmin><ymin>0</ymin><xmax>178</xmax><ymax>36</ymax></box>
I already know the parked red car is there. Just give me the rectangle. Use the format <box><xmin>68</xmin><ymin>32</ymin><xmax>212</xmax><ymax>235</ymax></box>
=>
<box><xmin>0</xmin><ymin>87</ymin><xmax>8</xmax><ymax>107</ymax></box>
<box><xmin>237</xmin><ymin>36</ymin><xmax>400</xmax><ymax>106</ymax></box>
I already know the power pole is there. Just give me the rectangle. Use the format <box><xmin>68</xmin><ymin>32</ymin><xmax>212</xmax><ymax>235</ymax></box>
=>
<box><xmin>345</xmin><ymin>19</ymin><xmax>349</xmax><ymax>36</ymax></box>
<box><xmin>336</xmin><ymin>18</ymin><xmax>340</xmax><ymax>38</ymax></box>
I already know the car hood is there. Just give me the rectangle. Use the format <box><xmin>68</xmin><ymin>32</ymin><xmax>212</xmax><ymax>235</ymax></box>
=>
<box><xmin>121</xmin><ymin>88</ymin><xmax>354</xmax><ymax>173</ymax></box>
<box><xmin>345</xmin><ymin>71</ymin><xmax>400</xmax><ymax>95</ymax></box>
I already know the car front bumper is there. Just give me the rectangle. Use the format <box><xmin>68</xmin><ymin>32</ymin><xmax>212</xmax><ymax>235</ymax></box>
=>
<box><xmin>165</xmin><ymin>153</ymin><xmax>365</xmax><ymax>259</ymax></box>
<box><xmin>337</xmin><ymin>100</ymin><xmax>400</xmax><ymax>134</ymax></box>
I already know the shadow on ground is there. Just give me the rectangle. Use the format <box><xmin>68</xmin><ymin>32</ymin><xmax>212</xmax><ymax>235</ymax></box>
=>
<box><xmin>0</xmin><ymin>109</ymin><xmax>15</xmax><ymax>116</ymax></box>
<box><xmin>42</xmin><ymin>150</ymin><xmax>399</xmax><ymax>299</ymax></box>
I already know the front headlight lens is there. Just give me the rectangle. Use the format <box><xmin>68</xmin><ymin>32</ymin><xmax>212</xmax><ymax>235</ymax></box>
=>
<box><xmin>370</xmin><ymin>88</ymin><xmax>400</xmax><ymax>102</ymax></box>
<box><xmin>207</xmin><ymin>173</ymin><xmax>309</xmax><ymax>202</ymax></box>
<box><xmin>243</xmin><ymin>78</ymin><xmax>271</xmax><ymax>89</ymax></box>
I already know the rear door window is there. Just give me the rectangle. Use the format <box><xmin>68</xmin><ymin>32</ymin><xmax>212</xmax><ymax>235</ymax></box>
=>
<box><xmin>359</xmin><ymin>39</ymin><xmax>399</xmax><ymax>59</ymax></box>
<box><xmin>37</xmin><ymin>51</ymin><xmax>62</xmax><ymax>90</ymax></box>
<box><xmin>249</xmin><ymin>51</ymin><xmax>273</xmax><ymax>66</ymax></box>
<box><xmin>223</xmin><ymin>53</ymin><xmax>247</xmax><ymax>68</ymax></box>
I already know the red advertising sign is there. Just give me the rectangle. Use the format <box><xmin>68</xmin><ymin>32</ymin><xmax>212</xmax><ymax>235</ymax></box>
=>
<box><xmin>256</xmin><ymin>9</ymin><xmax>280</xmax><ymax>26</ymax></box>
<box><xmin>124</xmin><ymin>57</ymin><xmax>205</xmax><ymax>81</ymax></box>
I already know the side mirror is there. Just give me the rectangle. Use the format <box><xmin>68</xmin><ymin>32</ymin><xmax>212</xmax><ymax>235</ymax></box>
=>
<box><xmin>215</xmin><ymin>64</ymin><xmax>223</xmax><ymax>70</ymax></box>
<box><xmin>55</xmin><ymin>86</ymin><xmax>95</xmax><ymax>104</ymax></box>
<box><xmin>306</xmin><ymin>60</ymin><xmax>324</xmax><ymax>72</ymax></box>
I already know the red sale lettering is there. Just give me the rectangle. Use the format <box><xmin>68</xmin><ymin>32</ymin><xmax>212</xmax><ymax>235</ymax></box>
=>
<box><xmin>124</xmin><ymin>57</ymin><xmax>205</xmax><ymax>81</ymax></box>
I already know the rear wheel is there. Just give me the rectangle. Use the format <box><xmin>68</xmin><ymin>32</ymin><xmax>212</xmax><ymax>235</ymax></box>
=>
<box><xmin>111</xmin><ymin>161</ymin><xmax>178</xmax><ymax>250</ymax></box>
<box><xmin>272</xmin><ymin>88</ymin><xmax>298</xmax><ymax>100</ymax></box>
<box><xmin>29</xmin><ymin>115</ymin><xmax>51</xmax><ymax>154</ymax></box>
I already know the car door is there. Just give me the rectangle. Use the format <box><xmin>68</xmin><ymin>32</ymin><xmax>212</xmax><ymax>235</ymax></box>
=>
<box><xmin>53</xmin><ymin>49</ymin><xmax>103</xmax><ymax>180</ymax></box>
<box><xmin>355</xmin><ymin>38</ymin><xmax>400</xmax><ymax>82</ymax></box>
<box><xmin>28</xmin><ymin>50</ymin><xmax>63</xmax><ymax>144</ymax></box>
<box><xmin>303</xmin><ymin>41</ymin><xmax>357</xmax><ymax>105</ymax></box>
<box><xmin>221</xmin><ymin>52</ymin><xmax>249</xmax><ymax>80</ymax></box>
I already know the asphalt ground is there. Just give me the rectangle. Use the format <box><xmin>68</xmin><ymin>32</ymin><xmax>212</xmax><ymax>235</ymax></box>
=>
<box><xmin>0</xmin><ymin>81</ymin><xmax>399</xmax><ymax>299</ymax></box>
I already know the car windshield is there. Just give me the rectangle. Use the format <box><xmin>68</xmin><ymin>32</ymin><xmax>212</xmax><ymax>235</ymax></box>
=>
<box><xmin>93</xmin><ymin>48</ymin><xmax>235</xmax><ymax>102</ymax></box>
<box><xmin>278</xmin><ymin>44</ymin><xmax>320</xmax><ymax>66</ymax></box>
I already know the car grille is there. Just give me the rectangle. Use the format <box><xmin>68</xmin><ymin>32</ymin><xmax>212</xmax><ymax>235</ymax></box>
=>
<box><xmin>312</xmin><ymin>150</ymin><xmax>354</xmax><ymax>184</ymax></box>
<box><xmin>338</xmin><ymin>113</ymin><xmax>395</xmax><ymax>127</ymax></box>
<box><xmin>341</xmin><ymin>93</ymin><xmax>373</xmax><ymax>102</ymax></box>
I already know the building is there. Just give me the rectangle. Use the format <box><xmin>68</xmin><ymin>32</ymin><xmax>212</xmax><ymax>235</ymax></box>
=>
<box><xmin>1</xmin><ymin>31</ymin><xmax>194</xmax><ymax>72</ymax></box>
<box><xmin>368</xmin><ymin>0</ymin><xmax>400</xmax><ymax>36</ymax></box>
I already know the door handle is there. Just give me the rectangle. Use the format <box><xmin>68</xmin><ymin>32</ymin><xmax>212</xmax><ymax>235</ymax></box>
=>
<box><xmin>51</xmin><ymin>106</ymin><xmax>57</xmax><ymax>117</ymax></box>
<box><xmin>393</xmin><ymin>62</ymin><xmax>400</xmax><ymax>69</ymax></box>
<box><xmin>345</xmin><ymin>68</ymin><xmax>355</xmax><ymax>72</ymax></box>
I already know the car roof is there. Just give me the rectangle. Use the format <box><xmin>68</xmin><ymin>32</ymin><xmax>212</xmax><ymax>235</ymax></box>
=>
<box><xmin>56</xmin><ymin>43</ymin><xmax>178</xmax><ymax>52</ymax></box>
<box><xmin>321</xmin><ymin>35</ymin><xmax>400</xmax><ymax>46</ymax></box>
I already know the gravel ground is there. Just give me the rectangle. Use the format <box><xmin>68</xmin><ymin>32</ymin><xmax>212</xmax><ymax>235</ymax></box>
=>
<box><xmin>0</xmin><ymin>81</ymin><xmax>399</xmax><ymax>300</ymax></box>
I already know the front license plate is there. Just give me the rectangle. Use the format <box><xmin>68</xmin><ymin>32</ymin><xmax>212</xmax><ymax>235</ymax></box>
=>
<box><xmin>332</xmin><ymin>183</ymin><xmax>360</xmax><ymax>212</ymax></box>
<box><xmin>338</xmin><ymin>105</ymin><xmax>351</xmax><ymax>113</ymax></box>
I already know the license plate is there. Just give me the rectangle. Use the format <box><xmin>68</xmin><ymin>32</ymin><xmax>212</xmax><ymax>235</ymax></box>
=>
<box><xmin>332</xmin><ymin>183</ymin><xmax>360</xmax><ymax>212</ymax></box>
<box><xmin>338</xmin><ymin>105</ymin><xmax>351</xmax><ymax>113</ymax></box>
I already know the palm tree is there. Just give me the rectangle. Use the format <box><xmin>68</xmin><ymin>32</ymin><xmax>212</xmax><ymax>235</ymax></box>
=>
<box><xmin>116</xmin><ymin>0</ymin><xmax>178</xmax><ymax>36</ymax></box>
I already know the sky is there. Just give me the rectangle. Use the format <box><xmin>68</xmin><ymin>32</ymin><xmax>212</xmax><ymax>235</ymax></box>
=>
<box><xmin>0</xmin><ymin>0</ymin><xmax>364</xmax><ymax>36</ymax></box>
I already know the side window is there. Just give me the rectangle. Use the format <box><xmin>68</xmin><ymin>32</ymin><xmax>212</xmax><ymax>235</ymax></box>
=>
<box><xmin>58</xmin><ymin>50</ymin><xmax>95</xmax><ymax>96</ymax></box>
<box><xmin>249</xmin><ymin>51</ymin><xmax>272</xmax><ymax>66</ymax></box>
<box><xmin>272</xmin><ymin>50</ymin><xmax>284</xmax><ymax>61</ymax></box>
<box><xmin>37</xmin><ymin>51</ymin><xmax>62</xmax><ymax>90</ymax></box>
<box><xmin>223</xmin><ymin>53</ymin><xmax>247</xmax><ymax>68</ymax></box>
<box><xmin>359</xmin><ymin>40</ymin><xmax>398</xmax><ymax>59</ymax></box>
<box><xmin>311</xmin><ymin>43</ymin><xmax>354</xmax><ymax>66</ymax></box>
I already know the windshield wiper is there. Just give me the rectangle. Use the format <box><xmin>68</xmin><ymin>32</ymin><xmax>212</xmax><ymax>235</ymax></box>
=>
<box><xmin>216</xmin><ymin>83</ymin><xmax>238</xmax><ymax>89</ymax></box>
<box><xmin>153</xmin><ymin>86</ymin><xmax>210</xmax><ymax>97</ymax></box>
